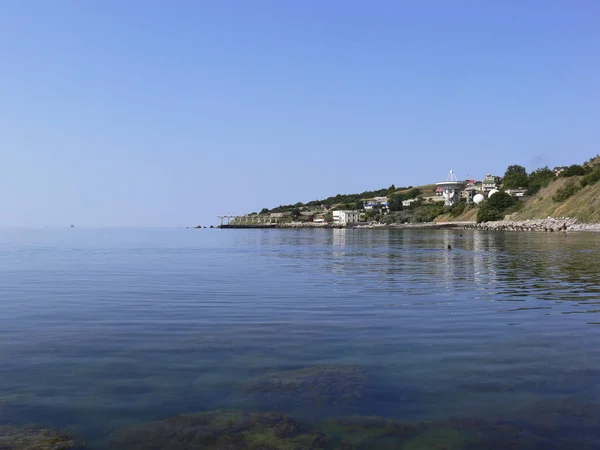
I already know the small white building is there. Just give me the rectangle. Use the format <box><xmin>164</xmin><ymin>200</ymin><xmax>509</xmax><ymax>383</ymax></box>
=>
<box><xmin>333</xmin><ymin>210</ymin><xmax>360</xmax><ymax>225</ymax></box>
<box><xmin>402</xmin><ymin>198</ymin><xmax>419</xmax><ymax>207</ymax></box>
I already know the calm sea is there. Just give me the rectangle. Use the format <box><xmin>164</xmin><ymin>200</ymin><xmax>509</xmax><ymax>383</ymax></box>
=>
<box><xmin>1</xmin><ymin>227</ymin><xmax>600</xmax><ymax>447</ymax></box>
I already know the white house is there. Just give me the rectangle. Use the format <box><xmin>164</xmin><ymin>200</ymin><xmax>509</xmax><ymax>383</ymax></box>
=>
<box><xmin>333</xmin><ymin>210</ymin><xmax>360</xmax><ymax>225</ymax></box>
<box><xmin>402</xmin><ymin>198</ymin><xmax>419</xmax><ymax>207</ymax></box>
<box><xmin>363</xmin><ymin>196</ymin><xmax>389</xmax><ymax>210</ymax></box>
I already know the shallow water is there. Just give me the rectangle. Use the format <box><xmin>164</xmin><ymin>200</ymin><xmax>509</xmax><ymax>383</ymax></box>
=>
<box><xmin>1</xmin><ymin>227</ymin><xmax>600</xmax><ymax>447</ymax></box>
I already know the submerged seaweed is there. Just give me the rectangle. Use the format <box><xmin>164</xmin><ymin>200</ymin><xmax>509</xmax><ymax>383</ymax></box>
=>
<box><xmin>0</xmin><ymin>424</ymin><xmax>84</xmax><ymax>450</ymax></box>
<box><xmin>112</xmin><ymin>410</ymin><xmax>349</xmax><ymax>450</ymax></box>
<box><xmin>243</xmin><ymin>365</ymin><xmax>368</xmax><ymax>408</ymax></box>
<box><xmin>322</xmin><ymin>416</ymin><xmax>577</xmax><ymax>450</ymax></box>
<box><xmin>110</xmin><ymin>408</ymin><xmax>597</xmax><ymax>450</ymax></box>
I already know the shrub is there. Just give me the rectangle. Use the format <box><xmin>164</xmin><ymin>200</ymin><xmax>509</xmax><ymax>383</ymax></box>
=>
<box><xmin>552</xmin><ymin>183</ymin><xmax>581</xmax><ymax>202</ymax></box>
<box><xmin>449</xmin><ymin>199</ymin><xmax>467</xmax><ymax>217</ymax></box>
<box><xmin>382</xmin><ymin>202</ymin><xmax>445</xmax><ymax>224</ymax></box>
<box><xmin>581</xmin><ymin>167</ymin><xmax>600</xmax><ymax>187</ymax></box>
<box><xmin>560</xmin><ymin>164</ymin><xmax>586</xmax><ymax>177</ymax></box>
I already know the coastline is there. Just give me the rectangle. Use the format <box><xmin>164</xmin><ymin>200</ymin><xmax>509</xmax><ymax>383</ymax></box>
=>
<box><xmin>463</xmin><ymin>217</ymin><xmax>600</xmax><ymax>232</ymax></box>
<box><xmin>218</xmin><ymin>217</ymin><xmax>600</xmax><ymax>232</ymax></box>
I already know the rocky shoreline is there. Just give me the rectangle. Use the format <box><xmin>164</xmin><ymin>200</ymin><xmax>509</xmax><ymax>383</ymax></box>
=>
<box><xmin>463</xmin><ymin>217</ymin><xmax>600</xmax><ymax>232</ymax></box>
<box><xmin>218</xmin><ymin>218</ymin><xmax>600</xmax><ymax>232</ymax></box>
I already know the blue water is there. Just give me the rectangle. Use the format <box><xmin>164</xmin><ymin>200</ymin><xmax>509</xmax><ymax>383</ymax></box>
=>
<box><xmin>2</xmin><ymin>227</ymin><xmax>600</xmax><ymax>447</ymax></box>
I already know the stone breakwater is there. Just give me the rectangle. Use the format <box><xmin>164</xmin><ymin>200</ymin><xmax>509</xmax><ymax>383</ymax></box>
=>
<box><xmin>463</xmin><ymin>217</ymin><xmax>600</xmax><ymax>232</ymax></box>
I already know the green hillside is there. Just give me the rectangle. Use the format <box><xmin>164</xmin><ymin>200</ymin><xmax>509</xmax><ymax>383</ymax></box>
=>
<box><xmin>515</xmin><ymin>176</ymin><xmax>600</xmax><ymax>222</ymax></box>
<box><xmin>243</xmin><ymin>155</ymin><xmax>600</xmax><ymax>225</ymax></box>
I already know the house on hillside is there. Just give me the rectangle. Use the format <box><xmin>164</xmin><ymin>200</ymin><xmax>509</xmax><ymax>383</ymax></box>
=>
<box><xmin>553</xmin><ymin>166</ymin><xmax>568</xmax><ymax>176</ymax></box>
<box><xmin>505</xmin><ymin>188</ymin><xmax>528</xmax><ymax>198</ymax></box>
<box><xmin>402</xmin><ymin>198</ymin><xmax>419</xmax><ymax>207</ymax></box>
<box><xmin>270</xmin><ymin>212</ymin><xmax>292</xmax><ymax>218</ymax></box>
<box><xmin>333</xmin><ymin>210</ymin><xmax>360</xmax><ymax>225</ymax></box>
<box><xmin>482</xmin><ymin>174</ymin><xmax>503</xmax><ymax>192</ymax></box>
<box><xmin>363</xmin><ymin>196</ymin><xmax>389</xmax><ymax>210</ymax></box>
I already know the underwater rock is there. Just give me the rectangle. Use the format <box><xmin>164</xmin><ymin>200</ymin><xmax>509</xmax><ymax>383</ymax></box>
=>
<box><xmin>322</xmin><ymin>416</ymin><xmax>571</xmax><ymax>450</ymax></box>
<box><xmin>243</xmin><ymin>365</ymin><xmax>368</xmax><ymax>408</ymax></box>
<box><xmin>113</xmin><ymin>410</ymin><xmax>349</xmax><ymax>450</ymax></box>
<box><xmin>511</xmin><ymin>397</ymin><xmax>600</xmax><ymax>445</ymax></box>
<box><xmin>112</xmin><ymin>409</ymin><xmax>595</xmax><ymax>450</ymax></box>
<box><xmin>0</xmin><ymin>424</ymin><xmax>84</xmax><ymax>450</ymax></box>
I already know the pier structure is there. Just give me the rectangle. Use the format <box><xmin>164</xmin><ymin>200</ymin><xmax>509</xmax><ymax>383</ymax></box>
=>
<box><xmin>218</xmin><ymin>215</ymin><xmax>281</xmax><ymax>227</ymax></box>
<box><xmin>218</xmin><ymin>215</ymin><xmax>236</xmax><ymax>226</ymax></box>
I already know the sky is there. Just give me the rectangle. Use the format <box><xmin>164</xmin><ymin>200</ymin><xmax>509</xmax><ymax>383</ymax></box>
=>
<box><xmin>1</xmin><ymin>0</ymin><xmax>599</xmax><ymax>227</ymax></box>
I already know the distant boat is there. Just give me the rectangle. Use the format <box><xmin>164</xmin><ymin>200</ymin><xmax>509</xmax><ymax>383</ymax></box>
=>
<box><xmin>70</xmin><ymin>224</ymin><xmax>75</xmax><ymax>228</ymax></box>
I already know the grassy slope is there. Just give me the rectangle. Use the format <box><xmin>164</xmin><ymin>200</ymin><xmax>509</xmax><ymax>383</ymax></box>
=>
<box><xmin>512</xmin><ymin>156</ymin><xmax>600</xmax><ymax>222</ymax></box>
<box><xmin>514</xmin><ymin>177</ymin><xmax>600</xmax><ymax>222</ymax></box>
<box><xmin>435</xmin><ymin>207</ymin><xmax>478</xmax><ymax>223</ymax></box>
<box><xmin>389</xmin><ymin>184</ymin><xmax>436</xmax><ymax>198</ymax></box>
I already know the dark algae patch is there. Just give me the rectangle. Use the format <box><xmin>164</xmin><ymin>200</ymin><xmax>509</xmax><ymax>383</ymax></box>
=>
<box><xmin>243</xmin><ymin>365</ymin><xmax>368</xmax><ymax>408</ymax></box>
<box><xmin>109</xmin><ymin>409</ymin><xmax>595</xmax><ymax>450</ymax></box>
<box><xmin>112</xmin><ymin>410</ymin><xmax>348</xmax><ymax>449</ymax></box>
<box><xmin>321</xmin><ymin>416</ymin><xmax>571</xmax><ymax>449</ymax></box>
<box><xmin>0</xmin><ymin>425</ymin><xmax>84</xmax><ymax>450</ymax></box>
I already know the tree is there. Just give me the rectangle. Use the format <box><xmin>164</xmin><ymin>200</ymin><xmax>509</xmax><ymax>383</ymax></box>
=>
<box><xmin>291</xmin><ymin>207</ymin><xmax>301</xmax><ymax>219</ymax></box>
<box><xmin>503</xmin><ymin>165</ymin><xmax>529</xmax><ymax>189</ymax></box>
<box><xmin>388</xmin><ymin>194</ymin><xmax>404</xmax><ymax>212</ymax></box>
<box><xmin>353</xmin><ymin>201</ymin><xmax>364</xmax><ymax>210</ymax></box>
<box><xmin>476</xmin><ymin>192</ymin><xmax>520</xmax><ymax>223</ymax></box>
<box><xmin>560</xmin><ymin>164</ymin><xmax>586</xmax><ymax>177</ymax></box>
<box><xmin>527</xmin><ymin>166</ymin><xmax>555</xmax><ymax>195</ymax></box>
<box><xmin>259</xmin><ymin>208</ymin><xmax>269</xmax><ymax>215</ymax></box>
<box><xmin>405</xmin><ymin>188</ymin><xmax>422</xmax><ymax>200</ymax></box>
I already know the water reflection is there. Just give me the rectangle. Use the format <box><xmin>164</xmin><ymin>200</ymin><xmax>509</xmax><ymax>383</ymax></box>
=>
<box><xmin>2</xmin><ymin>228</ymin><xmax>600</xmax><ymax>448</ymax></box>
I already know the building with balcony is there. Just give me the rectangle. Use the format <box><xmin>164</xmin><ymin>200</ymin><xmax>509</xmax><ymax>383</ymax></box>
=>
<box><xmin>333</xmin><ymin>210</ymin><xmax>361</xmax><ymax>225</ymax></box>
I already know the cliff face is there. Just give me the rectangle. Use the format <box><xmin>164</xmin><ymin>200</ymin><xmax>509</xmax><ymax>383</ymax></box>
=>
<box><xmin>514</xmin><ymin>177</ymin><xmax>600</xmax><ymax>223</ymax></box>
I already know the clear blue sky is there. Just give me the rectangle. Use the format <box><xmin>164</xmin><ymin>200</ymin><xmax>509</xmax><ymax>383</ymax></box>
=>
<box><xmin>1</xmin><ymin>0</ymin><xmax>599</xmax><ymax>227</ymax></box>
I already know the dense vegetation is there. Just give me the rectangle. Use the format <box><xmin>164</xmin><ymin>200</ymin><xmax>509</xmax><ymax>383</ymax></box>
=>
<box><xmin>560</xmin><ymin>164</ymin><xmax>586</xmax><ymax>177</ymax></box>
<box><xmin>383</xmin><ymin>201</ymin><xmax>446</xmax><ymax>224</ymax></box>
<box><xmin>388</xmin><ymin>188</ymin><xmax>422</xmax><ymax>212</ymax></box>
<box><xmin>527</xmin><ymin>166</ymin><xmax>555</xmax><ymax>195</ymax></box>
<box><xmin>477</xmin><ymin>191</ymin><xmax>521</xmax><ymax>223</ymax></box>
<box><xmin>264</xmin><ymin>185</ymin><xmax>404</xmax><ymax>214</ymax></box>
<box><xmin>502</xmin><ymin>165</ymin><xmax>529</xmax><ymax>189</ymax></box>
<box><xmin>448</xmin><ymin>198</ymin><xmax>468</xmax><ymax>217</ymax></box>
<box><xmin>553</xmin><ymin>183</ymin><xmax>581</xmax><ymax>202</ymax></box>
<box><xmin>581</xmin><ymin>166</ymin><xmax>600</xmax><ymax>187</ymax></box>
